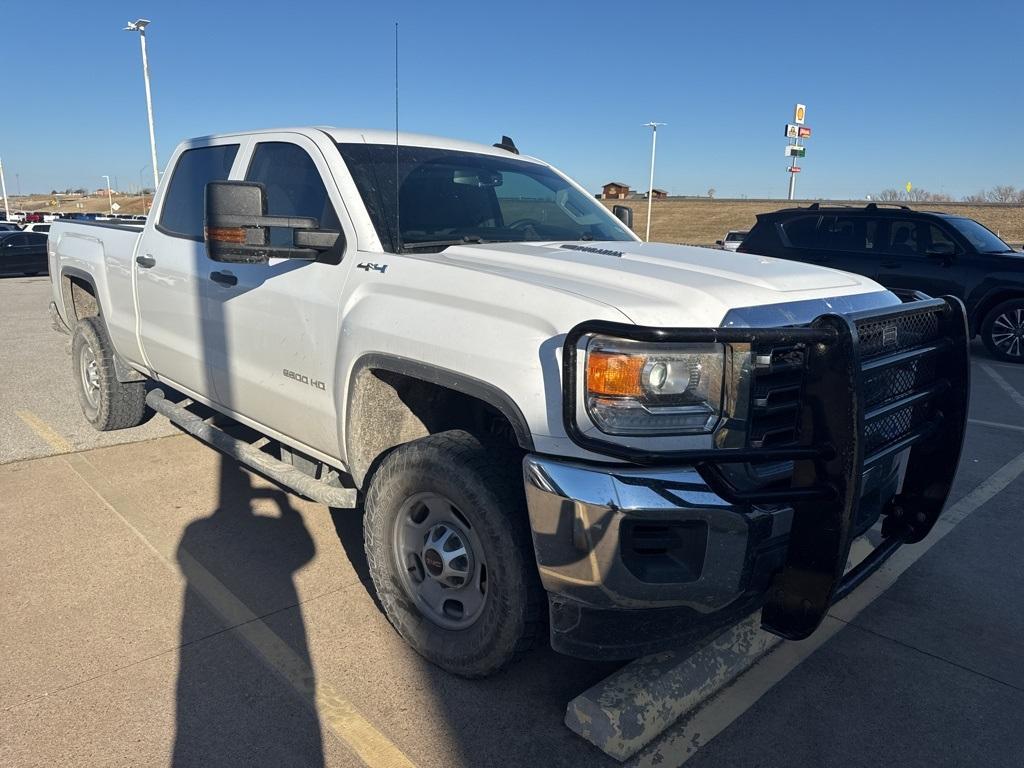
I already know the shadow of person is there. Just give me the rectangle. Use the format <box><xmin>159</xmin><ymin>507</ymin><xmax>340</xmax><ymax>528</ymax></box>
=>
<box><xmin>172</xmin><ymin>456</ymin><xmax>324</xmax><ymax>767</ymax></box>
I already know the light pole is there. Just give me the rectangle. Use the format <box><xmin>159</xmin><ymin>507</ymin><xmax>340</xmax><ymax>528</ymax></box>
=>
<box><xmin>643</xmin><ymin>122</ymin><xmax>666</xmax><ymax>242</ymax></box>
<box><xmin>102</xmin><ymin>175</ymin><xmax>113</xmax><ymax>215</ymax></box>
<box><xmin>0</xmin><ymin>157</ymin><xmax>9</xmax><ymax>220</ymax></box>
<box><xmin>124</xmin><ymin>19</ymin><xmax>160</xmax><ymax>192</ymax></box>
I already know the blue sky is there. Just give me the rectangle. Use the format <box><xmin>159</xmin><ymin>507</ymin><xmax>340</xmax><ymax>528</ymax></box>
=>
<box><xmin>2</xmin><ymin>0</ymin><xmax>1021</xmax><ymax>199</ymax></box>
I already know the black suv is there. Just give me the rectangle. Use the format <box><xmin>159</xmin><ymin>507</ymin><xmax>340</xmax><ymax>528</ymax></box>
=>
<box><xmin>739</xmin><ymin>203</ymin><xmax>1024</xmax><ymax>361</ymax></box>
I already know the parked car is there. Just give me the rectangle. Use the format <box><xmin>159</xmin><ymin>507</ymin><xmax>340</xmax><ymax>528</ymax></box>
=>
<box><xmin>0</xmin><ymin>222</ymin><xmax>22</xmax><ymax>231</ymax></box>
<box><xmin>0</xmin><ymin>230</ymin><xmax>48</xmax><ymax>276</ymax></box>
<box><xmin>49</xmin><ymin>127</ymin><xmax>969</xmax><ymax>677</ymax></box>
<box><xmin>24</xmin><ymin>212</ymin><xmax>45</xmax><ymax>223</ymax></box>
<box><xmin>23</xmin><ymin>222</ymin><xmax>51</xmax><ymax>233</ymax></box>
<box><xmin>716</xmin><ymin>230</ymin><xmax>748</xmax><ymax>251</ymax></box>
<box><xmin>8</xmin><ymin>211</ymin><xmax>27</xmax><ymax>223</ymax></box>
<box><xmin>739</xmin><ymin>203</ymin><xmax>1024</xmax><ymax>362</ymax></box>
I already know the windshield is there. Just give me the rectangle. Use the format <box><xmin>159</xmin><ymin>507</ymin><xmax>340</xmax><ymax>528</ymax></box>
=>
<box><xmin>337</xmin><ymin>143</ymin><xmax>635</xmax><ymax>252</ymax></box>
<box><xmin>725</xmin><ymin>231</ymin><xmax>747</xmax><ymax>241</ymax></box>
<box><xmin>948</xmin><ymin>217</ymin><xmax>1014</xmax><ymax>253</ymax></box>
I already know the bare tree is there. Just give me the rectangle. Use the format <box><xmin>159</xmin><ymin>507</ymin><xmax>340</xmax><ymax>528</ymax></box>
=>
<box><xmin>707</xmin><ymin>188</ymin><xmax>716</xmax><ymax>199</ymax></box>
<box><xmin>962</xmin><ymin>191</ymin><xmax>988</xmax><ymax>203</ymax></box>
<box><xmin>875</xmin><ymin>188</ymin><xmax>904</xmax><ymax>201</ymax></box>
<box><xmin>987</xmin><ymin>185</ymin><xmax>1019</xmax><ymax>203</ymax></box>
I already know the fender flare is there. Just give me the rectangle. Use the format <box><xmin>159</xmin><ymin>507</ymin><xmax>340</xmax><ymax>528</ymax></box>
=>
<box><xmin>59</xmin><ymin>266</ymin><xmax>146</xmax><ymax>384</ymax></box>
<box><xmin>345</xmin><ymin>353</ymin><xmax>535</xmax><ymax>474</ymax></box>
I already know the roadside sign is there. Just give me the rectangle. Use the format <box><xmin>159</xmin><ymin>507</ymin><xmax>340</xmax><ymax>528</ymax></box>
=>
<box><xmin>788</xmin><ymin>166</ymin><xmax>802</xmax><ymax>173</ymax></box>
<box><xmin>111</xmin><ymin>202</ymin><xmax>121</xmax><ymax>211</ymax></box>
<box><xmin>785</xmin><ymin>123</ymin><xmax>799</xmax><ymax>138</ymax></box>
<box><xmin>798</xmin><ymin>126</ymin><xmax>812</xmax><ymax>138</ymax></box>
<box><xmin>794</xmin><ymin>104</ymin><xmax>806</xmax><ymax>125</ymax></box>
<box><xmin>785</xmin><ymin>146</ymin><xmax>806</xmax><ymax>158</ymax></box>
<box><xmin>905</xmin><ymin>181</ymin><xmax>913</xmax><ymax>193</ymax></box>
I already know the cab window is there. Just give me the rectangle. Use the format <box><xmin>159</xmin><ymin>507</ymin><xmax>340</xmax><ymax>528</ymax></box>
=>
<box><xmin>245</xmin><ymin>142</ymin><xmax>341</xmax><ymax>246</ymax></box>
<box><xmin>158</xmin><ymin>144</ymin><xmax>239</xmax><ymax>239</ymax></box>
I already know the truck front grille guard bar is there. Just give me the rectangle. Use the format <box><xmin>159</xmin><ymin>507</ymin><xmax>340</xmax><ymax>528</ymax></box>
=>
<box><xmin>561</xmin><ymin>296</ymin><xmax>970</xmax><ymax>640</ymax></box>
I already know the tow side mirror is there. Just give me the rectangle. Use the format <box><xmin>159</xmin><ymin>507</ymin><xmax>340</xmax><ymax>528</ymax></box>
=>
<box><xmin>204</xmin><ymin>180</ymin><xmax>341</xmax><ymax>264</ymax></box>
<box><xmin>612</xmin><ymin>204</ymin><xmax>633</xmax><ymax>229</ymax></box>
<box><xmin>715</xmin><ymin>240</ymin><xmax>724</xmax><ymax>247</ymax></box>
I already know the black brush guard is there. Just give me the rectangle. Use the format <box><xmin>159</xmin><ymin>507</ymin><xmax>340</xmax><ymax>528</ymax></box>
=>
<box><xmin>561</xmin><ymin>296</ymin><xmax>970</xmax><ymax>640</ymax></box>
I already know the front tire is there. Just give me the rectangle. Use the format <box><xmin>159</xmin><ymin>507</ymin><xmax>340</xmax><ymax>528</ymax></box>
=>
<box><xmin>981</xmin><ymin>299</ymin><xmax>1024</xmax><ymax>363</ymax></box>
<box><xmin>72</xmin><ymin>316</ymin><xmax>148</xmax><ymax>430</ymax></box>
<box><xmin>364</xmin><ymin>430</ymin><xmax>544</xmax><ymax>678</ymax></box>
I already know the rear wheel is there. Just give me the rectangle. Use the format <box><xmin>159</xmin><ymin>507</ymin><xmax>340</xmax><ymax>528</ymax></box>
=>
<box><xmin>364</xmin><ymin>430</ymin><xmax>544</xmax><ymax>678</ymax></box>
<box><xmin>982</xmin><ymin>299</ymin><xmax>1024</xmax><ymax>363</ymax></box>
<box><xmin>72</xmin><ymin>316</ymin><xmax>148</xmax><ymax>430</ymax></box>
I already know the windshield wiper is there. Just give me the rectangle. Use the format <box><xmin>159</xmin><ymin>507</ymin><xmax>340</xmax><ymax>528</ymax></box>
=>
<box><xmin>398</xmin><ymin>236</ymin><xmax>488</xmax><ymax>253</ymax></box>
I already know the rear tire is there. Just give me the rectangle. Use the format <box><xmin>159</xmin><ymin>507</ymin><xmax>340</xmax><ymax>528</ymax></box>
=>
<box><xmin>981</xmin><ymin>299</ymin><xmax>1024</xmax><ymax>363</ymax></box>
<box><xmin>364</xmin><ymin>430</ymin><xmax>544</xmax><ymax>678</ymax></box>
<box><xmin>72</xmin><ymin>316</ymin><xmax>148</xmax><ymax>430</ymax></box>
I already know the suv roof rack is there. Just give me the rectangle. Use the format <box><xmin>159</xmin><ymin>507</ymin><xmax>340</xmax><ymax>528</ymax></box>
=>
<box><xmin>865</xmin><ymin>202</ymin><xmax>911</xmax><ymax>210</ymax></box>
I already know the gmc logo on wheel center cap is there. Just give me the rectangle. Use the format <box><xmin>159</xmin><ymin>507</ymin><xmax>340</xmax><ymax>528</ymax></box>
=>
<box><xmin>883</xmin><ymin>325</ymin><xmax>899</xmax><ymax>346</ymax></box>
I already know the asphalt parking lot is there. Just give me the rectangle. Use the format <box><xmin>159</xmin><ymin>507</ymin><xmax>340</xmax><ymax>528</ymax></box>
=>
<box><xmin>3</xmin><ymin>275</ymin><xmax>1024</xmax><ymax>767</ymax></box>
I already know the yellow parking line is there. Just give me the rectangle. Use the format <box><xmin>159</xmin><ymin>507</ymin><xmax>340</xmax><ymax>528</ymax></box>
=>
<box><xmin>16</xmin><ymin>410</ymin><xmax>72</xmax><ymax>454</ymax></box>
<box><xmin>62</xmin><ymin>452</ymin><xmax>416</xmax><ymax>768</ymax></box>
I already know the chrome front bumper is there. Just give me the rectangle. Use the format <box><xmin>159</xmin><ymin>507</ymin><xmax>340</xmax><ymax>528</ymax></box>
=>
<box><xmin>522</xmin><ymin>455</ymin><xmax>794</xmax><ymax>613</ymax></box>
<box><xmin>522</xmin><ymin>455</ymin><xmax>796</xmax><ymax>658</ymax></box>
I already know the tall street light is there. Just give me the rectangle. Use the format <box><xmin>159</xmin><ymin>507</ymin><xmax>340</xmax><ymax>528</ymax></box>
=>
<box><xmin>124</xmin><ymin>19</ymin><xmax>160</xmax><ymax>193</ymax></box>
<box><xmin>643</xmin><ymin>122</ymin><xmax>666</xmax><ymax>242</ymax></box>
<box><xmin>102</xmin><ymin>175</ymin><xmax>113</xmax><ymax>215</ymax></box>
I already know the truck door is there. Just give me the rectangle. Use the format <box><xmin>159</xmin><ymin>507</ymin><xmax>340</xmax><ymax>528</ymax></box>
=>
<box><xmin>136</xmin><ymin>140</ymin><xmax>241</xmax><ymax>398</ymax></box>
<box><xmin>205</xmin><ymin>134</ymin><xmax>355</xmax><ymax>459</ymax></box>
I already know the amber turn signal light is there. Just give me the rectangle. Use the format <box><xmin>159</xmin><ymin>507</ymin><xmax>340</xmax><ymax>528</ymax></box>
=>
<box><xmin>586</xmin><ymin>351</ymin><xmax>644</xmax><ymax>397</ymax></box>
<box><xmin>205</xmin><ymin>226</ymin><xmax>247</xmax><ymax>244</ymax></box>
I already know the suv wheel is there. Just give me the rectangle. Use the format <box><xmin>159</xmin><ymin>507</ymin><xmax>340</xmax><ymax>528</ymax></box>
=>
<box><xmin>363</xmin><ymin>430</ymin><xmax>544</xmax><ymax>678</ymax></box>
<box><xmin>982</xmin><ymin>299</ymin><xmax>1024</xmax><ymax>363</ymax></box>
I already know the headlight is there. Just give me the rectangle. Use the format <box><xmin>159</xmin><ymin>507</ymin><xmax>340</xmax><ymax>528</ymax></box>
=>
<box><xmin>585</xmin><ymin>336</ymin><xmax>725</xmax><ymax>435</ymax></box>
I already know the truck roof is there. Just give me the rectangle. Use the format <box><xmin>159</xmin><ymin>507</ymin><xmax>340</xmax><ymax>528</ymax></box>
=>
<box><xmin>184</xmin><ymin>126</ymin><xmax>544</xmax><ymax>163</ymax></box>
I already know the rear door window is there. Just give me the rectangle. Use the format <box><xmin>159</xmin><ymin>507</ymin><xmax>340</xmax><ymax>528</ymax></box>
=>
<box><xmin>158</xmin><ymin>144</ymin><xmax>240</xmax><ymax>239</ymax></box>
<box><xmin>818</xmin><ymin>216</ymin><xmax>876</xmax><ymax>252</ymax></box>
<box><xmin>881</xmin><ymin>219</ymin><xmax>923</xmax><ymax>256</ymax></box>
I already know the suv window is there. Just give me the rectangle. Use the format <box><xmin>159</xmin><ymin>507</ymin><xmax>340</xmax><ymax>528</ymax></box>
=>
<box><xmin>883</xmin><ymin>219</ymin><xmax>920</xmax><ymax>256</ymax></box>
<box><xmin>245</xmin><ymin>142</ymin><xmax>340</xmax><ymax>246</ymax></box>
<box><xmin>818</xmin><ymin>215</ymin><xmax>877</xmax><ymax>253</ymax></box>
<box><xmin>25</xmin><ymin>233</ymin><xmax>47</xmax><ymax>246</ymax></box>
<box><xmin>778</xmin><ymin>215</ymin><xmax>820</xmax><ymax>248</ymax></box>
<box><xmin>158</xmin><ymin>144</ymin><xmax>239</xmax><ymax>239</ymax></box>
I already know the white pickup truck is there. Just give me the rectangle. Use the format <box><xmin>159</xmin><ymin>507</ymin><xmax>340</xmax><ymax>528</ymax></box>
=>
<box><xmin>48</xmin><ymin>127</ymin><xmax>971</xmax><ymax>677</ymax></box>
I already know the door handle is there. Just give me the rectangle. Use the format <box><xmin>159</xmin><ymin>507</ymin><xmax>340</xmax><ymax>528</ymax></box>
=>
<box><xmin>209</xmin><ymin>270</ymin><xmax>238</xmax><ymax>287</ymax></box>
<box><xmin>135</xmin><ymin>254</ymin><xmax>156</xmax><ymax>268</ymax></box>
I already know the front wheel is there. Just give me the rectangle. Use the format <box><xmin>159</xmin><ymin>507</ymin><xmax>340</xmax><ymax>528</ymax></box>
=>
<box><xmin>363</xmin><ymin>430</ymin><xmax>544</xmax><ymax>678</ymax></box>
<box><xmin>981</xmin><ymin>299</ymin><xmax>1024</xmax><ymax>363</ymax></box>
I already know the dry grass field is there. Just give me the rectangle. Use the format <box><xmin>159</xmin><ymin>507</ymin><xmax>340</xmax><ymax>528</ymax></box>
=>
<box><xmin>603</xmin><ymin>198</ymin><xmax>1024</xmax><ymax>246</ymax></box>
<box><xmin>5</xmin><ymin>193</ymin><xmax>151</xmax><ymax>216</ymax></box>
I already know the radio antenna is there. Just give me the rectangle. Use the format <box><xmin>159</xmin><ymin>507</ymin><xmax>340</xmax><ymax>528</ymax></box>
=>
<box><xmin>394</xmin><ymin>21</ymin><xmax>401</xmax><ymax>253</ymax></box>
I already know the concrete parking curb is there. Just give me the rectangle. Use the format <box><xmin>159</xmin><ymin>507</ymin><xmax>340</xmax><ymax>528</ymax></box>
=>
<box><xmin>564</xmin><ymin>615</ymin><xmax>780</xmax><ymax>761</ymax></box>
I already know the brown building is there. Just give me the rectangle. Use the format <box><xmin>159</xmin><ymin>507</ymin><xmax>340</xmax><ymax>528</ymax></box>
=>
<box><xmin>601</xmin><ymin>182</ymin><xmax>630</xmax><ymax>200</ymax></box>
<box><xmin>646</xmin><ymin>188</ymin><xmax>668</xmax><ymax>200</ymax></box>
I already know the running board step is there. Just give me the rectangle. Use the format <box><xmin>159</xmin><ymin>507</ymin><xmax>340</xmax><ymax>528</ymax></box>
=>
<box><xmin>146</xmin><ymin>388</ymin><xmax>357</xmax><ymax>508</ymax></box>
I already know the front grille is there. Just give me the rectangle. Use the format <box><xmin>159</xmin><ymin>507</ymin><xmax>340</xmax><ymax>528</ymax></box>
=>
<box><xmin>748</xmin><ymin>345</ymin><xmax>806</xmax><ymax>449</ymax></box>
<box><xmin>855</xmin><ymin>305</ymin><xmax>946</xmax><ymax>460</ymax></box>
<box><xmin>746</xmin><ymin>304</ymin><xmax>948</xmax><ymax>468</ymax></box>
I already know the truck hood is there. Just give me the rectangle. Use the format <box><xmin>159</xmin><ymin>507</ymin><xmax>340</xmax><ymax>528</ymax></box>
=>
<box><xmin>430</xmin><ymin>241</ymin><xmax>886</xmax><ymax>327</ymax></box>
